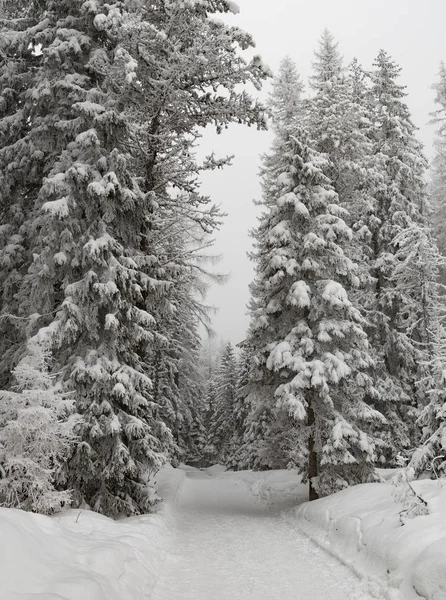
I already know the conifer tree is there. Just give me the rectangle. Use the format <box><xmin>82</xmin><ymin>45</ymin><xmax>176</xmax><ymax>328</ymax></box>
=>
<box><xmin>247</xmin><ymin>125</ymin><xmax>384</xmax><ymax>499</ymax></box>
<box><xmin>226</xmin><ymin>345</ymin><xmax>254</xmax><ymax>469</ymax></box>
<box><xmin>308</xmin><ymin>35</ymin><xmax>372</xmax><ymax>221</ymax></box>
<box><xmin>268</xmin><ymin>56</ymin><xmax>304</xmax><ymax>132</ymax></box>
<box><xmin>430</xmin><ymin>62</ymin><xmax>446</xmax><ymax>284</ymax></box>
<box><xmin>309</xmin><ymin>29</ymin><xmax>343</xmax><ymax>88</ymax></box>
<box><xmin>235</xmin><ymin>389</ymin><xmax>278</xmax><ymax>471</ymax></box>
<box><xmin>0</xmin><ymin>0</ymin><xmax>268</xmax><ymax>514</ymax></box>
<box><xmin>354</xmin><ymin>50</ymin><xmax>433</xmax><ymax>462</ymax></box>
<box><xmin>206</xmin><ymin>343</ymin><xmax>237</xmax><ymax>464</ymax></box>
<box><xmin>408</xmin><ymin>64</ymin><xmax>446</xmax><ymax>475</ymax></box>
<box><xmin>0</xmin><ymin>336</ymin><xmax>76</xmax><ymax>514</ymax></box>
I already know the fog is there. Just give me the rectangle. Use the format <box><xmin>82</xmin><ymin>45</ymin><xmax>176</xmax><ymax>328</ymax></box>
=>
<box><xmin>198</xmin><ymin>0</ymin><xmax>446</xmax><ymax>347</ymax></box>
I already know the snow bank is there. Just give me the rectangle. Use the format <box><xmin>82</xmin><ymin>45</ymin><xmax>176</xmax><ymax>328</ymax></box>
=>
<box><xmin>286</xmin><ymin>477</ymin><xmax>446</xmax><ymax>600</ymax></box>
<box><xmin>0</xmin><ymin>465</ymin><xmax>185</xmax><ymax>600</ymax></box>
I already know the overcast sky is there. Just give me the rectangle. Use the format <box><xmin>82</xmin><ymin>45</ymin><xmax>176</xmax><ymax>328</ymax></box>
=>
<box><xmin>198</xmin><ymin>0</ymin><xmax>446</xmax><ymax>348</ymax></box>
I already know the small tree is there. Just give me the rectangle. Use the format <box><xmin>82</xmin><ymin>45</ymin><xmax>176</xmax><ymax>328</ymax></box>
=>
<box><xmin>0</xmin><ymin>337</ymin><xmax>76</xmax><ymax>514</ymax></box>
<box><xmin>206</xmin><ymin>343</ymin><xmax>237</xmax><ymax>464</ymax></box>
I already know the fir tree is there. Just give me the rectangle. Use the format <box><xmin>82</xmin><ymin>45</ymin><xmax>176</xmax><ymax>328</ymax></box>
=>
<box><xmin>0</xmin><ymin>0</ymin><xmax>268</xmax><ymax>515</ymax></box>
<box><xmin>309</xmin><ymin>29</ymin><xmax>343</xmax><ymax>89</ymax></box>
<box><xmin>308</xmin><ymin>36</ymin><xmax>372</xmax><ymax>223</ymax></box>
<box><xmin>225</xmin><ymin>345</ymin><xmax>254</xmax><ymax>469</ymax></box>
<box><xmin>268</xmin><ymin>56</ymin><xmax>304</xmax><ymax>133</ymax></box>
<box><xmin>356</xmin><ymin>50</ymin><xmax>433</xmax><ymax>463</ymax></box>
<box><xmin>0</xmin><ymin>336</ymin><xmax>76</xmax><ymax>514</ymax></box>
<box><xmin>247</xmin><ymin>127</ymin><xmax>384</xmax><ymax>500</ymax></box>
<box><xmin>206</xmin><ymin>343</ymin><xmax>237</xmax><ymax>464</ymax></box>
<box><xmin>430</xmin><ymin>62</ymin><xmax>446</xmax><ymax>284</ymax></box>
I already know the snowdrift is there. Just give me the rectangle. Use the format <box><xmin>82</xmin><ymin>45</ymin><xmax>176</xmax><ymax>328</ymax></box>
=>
<box><xmin>0</xmin><ymin>466</ymin><xmax>185</xmax><ymax>600</ymax></box>
<box><xmin>2</xmin><ymin>465</ymin><xmax>446</xmax><ymax>600</ymax></box>
<box><xmin>287</xmin><ymin>476</ymin><xmax>446</xmax><ymax>600</ymax></box>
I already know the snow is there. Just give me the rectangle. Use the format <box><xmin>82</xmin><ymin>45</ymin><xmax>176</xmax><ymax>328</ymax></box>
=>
<box><xmin>42</xmin><ymin>197</ymin><xmax>70</xmax><ymax>218</ymax></box>
<box><xmin>0</xmin><ymin>466</ymin><xmax>185</xmax><ymax>600</ymax></box>
<box><xmin>290</xmin><ymin>475</ymin><xmax>446</xmax><ymax>600</ymax></box>
<box><xmin>226</xmin><ymin>0</ymin><xmax>240</xmax><ymax>15</ymax></box>
<box><xmin>2</xmin><ymin>466</ymin><xmax>446</xmax><ymax>600</ymax></box>
<box><xmin>321</xmin><ymin>280</ymin><xmax>350</xmax><ymax>307</ymax></box>
<box><xmin>287</xmin><ymin>280</ymin><xmax>311</xmax><ymax>307</ymax></box>
<box><xmin>152</xmin><ymin>468</ymin><xmax>372</xmax><ymax>600</ymax></box>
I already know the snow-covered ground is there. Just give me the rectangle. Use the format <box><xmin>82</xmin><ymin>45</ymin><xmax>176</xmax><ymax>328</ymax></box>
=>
<box><xmin>290</xmin><ymin>476</ymin><xmax>446</xmax><ymax>600</ymax></box>
<box><xmin>151</xmin><ymin>466</ymin><xmax>372</xmax><ymax>600</ymax></box>
<box><xmin>0</xmin><ymin>467</ymin><xmax>185</xmax><ymax>600</ymax></box>
<box><xmin>1</xmin><ymin>466</ymin><xmax>446</xmax><ymax>599</ymax></box>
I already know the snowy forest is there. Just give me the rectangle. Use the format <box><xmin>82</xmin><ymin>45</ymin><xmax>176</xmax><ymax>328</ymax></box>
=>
<box><xmin>1</xmin><ymin>0</ymin><xmax>446</xmax><ymax>524</ymax></box>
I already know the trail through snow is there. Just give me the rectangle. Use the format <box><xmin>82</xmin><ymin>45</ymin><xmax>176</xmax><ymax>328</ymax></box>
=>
<box><xmin>152</xmin><ymin>468</ymin><xmax>375</xmax><ymax>600</ymax></box>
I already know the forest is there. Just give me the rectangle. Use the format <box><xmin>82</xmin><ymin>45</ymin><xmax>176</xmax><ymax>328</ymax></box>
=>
<box><xmin>1</xmin><ymin>0</ymin><xmax>446</xmax><ymax>521</ymax></box>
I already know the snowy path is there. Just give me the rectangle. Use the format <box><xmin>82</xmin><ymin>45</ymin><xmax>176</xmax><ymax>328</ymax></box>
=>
<box><xmin>152</xmin><ymin>469</ymin><xmax>375</xmax><ymax>600</ymax></box>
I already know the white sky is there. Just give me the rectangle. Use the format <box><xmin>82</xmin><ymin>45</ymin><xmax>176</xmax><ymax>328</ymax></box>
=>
<box><xmin>198</xmin><ymin>0</ymin><xmax>446</xmax><ymax>347</ymax></box>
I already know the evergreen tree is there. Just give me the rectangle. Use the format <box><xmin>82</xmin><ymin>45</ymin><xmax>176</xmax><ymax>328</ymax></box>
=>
<box><xmin>235</xmin><ymin>388</ymin><xmax>278</xmax><ymax>471</ymax></box>
<box><xmin>247</xmin><ymin>126</ymin><xmax>384</xmax><ymax>500</ymax></box>
<box><xmin>308</xmin><ymin>36</ymin><xmax>372</xmax><ymax>223</ymax></box>
<box><xmin>0</xmin><ymin>336</ymin><xmax>76</xmax><ymax>514</ymax></box>
<box><xmin>355</xmin><ymin>50</ymin><xmax>433</xmax><ymax>463</ymax></box>
<box><xmin>309</xmin><ymin>29</ymin><xmax>343</xmax><ymax>88</ymax></box>
<box><xmin>226</xmin><ymin>345</ymin><xmax>254</xmax><ymax>469</ymax></box>
<box><xmin>430</xmin><ymin>62</ymin><xmax>446</xmax><ymax>284</ymax></box>
<box><xmin>268</xmin><ymin>56</ymin><xmax>304</xmax><ymax>133</ymax></box>
<box><xmin>0</xmin><ymin>0</ymin><xmax>268</xmax><ymax>515</ymax></box>
<box><xmin>409</xmin><ymin>63</ymin><xmax>446</xmax><ymax>477</ymax></box>
<box><xmin>206</xmin><ymin>342</ymin><xmax>237</xmax><ymax>464</ymax></box>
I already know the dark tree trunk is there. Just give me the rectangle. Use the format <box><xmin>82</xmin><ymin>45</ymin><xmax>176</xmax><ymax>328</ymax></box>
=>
<box><xmin>308</xmin><ymin>402</ymin><xmax>319</xmax><ymax>501</ymax></box>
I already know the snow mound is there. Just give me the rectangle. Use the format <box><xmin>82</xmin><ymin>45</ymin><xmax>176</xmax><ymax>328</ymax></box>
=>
<box><xmin>0</xmin><ymin>466</ymin><xmax>185</xmax><ymax>600</ymax></box>
<box><xmin>287</xmin><ymin>477</ymin><xmax>446</xmax><ymax>600</ymax></box>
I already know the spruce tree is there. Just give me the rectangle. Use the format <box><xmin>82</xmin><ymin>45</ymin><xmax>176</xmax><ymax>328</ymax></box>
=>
<box><xmin>206</xmin><ymin>343</ymin><xmax>237</xmax><ymax>464</ymax></box>
<box><xmin>309</xmin><ymin>29</ymin><xmax>343</xmax><ymax>88</ymax></box>
<box><xmin>226</xmin><ymin>345</ymin><xmax>254</xmax><ymax>469</ymax></box>
<box><xmin>0</xmin><ymin>336</ymin><xmax>76</xmax><ymax>514</ymax></box>
<box><xmin>356</xmin><ymin>50</ymin><xmax>433</xmax><ymax>463</ymax></box>
<box><xmin>0</xmin><ymin>0</ymin><xmax>268</xmax><ymax>514</ymax></box>
<box><xmin>268</xmin><ymin>56</ymin><xmax>304</xmax><ymax>132</ymax></box>
<box><xmin>247</xmin><ymin>126</ymin><xmax>383</xmax><ymax>499</ymax></box>
<box><xmin>430</xmin><ymin>62</ymin><xmax>446</xmax><ymax>284</ymax></box>
<box><xmin>308</xmin><ymin>34</ymin><xmax>372</xmax><ymax>224</ymax></box>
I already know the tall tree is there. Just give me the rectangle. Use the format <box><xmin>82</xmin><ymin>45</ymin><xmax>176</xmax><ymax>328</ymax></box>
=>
<box><xmin>0</xmin><ymin>0</ymin><xmax>268</xmax><ymax>515</ymax></box>
<box><xmin>247</xmin><ymin>126</ymin><xmax>383</xmax><ymax>500</ymax></box>
<box><xmin>430</xmin><ymin>61</ymin><xmax>446</xmax><ymax>284</ymax></box>
<box><xmin>354</xmin><ymin>50</ymin><xmax>433</xmax><ymax>462</ymax></box>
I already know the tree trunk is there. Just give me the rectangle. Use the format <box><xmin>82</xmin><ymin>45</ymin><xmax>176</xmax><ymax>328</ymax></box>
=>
<box><xmin>308</xmin><ymin>402</ymin><xmax>319</xmax><ymax>501</ymax></box>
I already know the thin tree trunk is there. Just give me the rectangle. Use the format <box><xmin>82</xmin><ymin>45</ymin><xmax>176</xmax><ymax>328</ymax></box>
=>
<box><xmin>308</xmin><ymin>402</ymin><xmax>319</xmax><ymax>501</ymax></box>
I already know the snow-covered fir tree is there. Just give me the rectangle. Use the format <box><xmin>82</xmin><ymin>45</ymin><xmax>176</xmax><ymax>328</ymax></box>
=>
<box><xmin>354</xmin><ymin>50</ymin><xmax>437</xmax><ymax>463</ymax></box>
<box><xmin>225</xmin><ymin>344</ymin><xmax>255</xmax><ymax>469</ymax></box>
<box><xmin>0</xmin><ymin>0</ymin><xmax>268</xmax><ymax>515</ymax></box>
<box><xmin>307</xmin><ymin>33</ymin><xmax>373</xmax><ymax>226</ymax></box>
<box><xmin>0</xmin><ymin>336</ymin><xmax>77</xmax><ymax>514</ymax></box>
<box><xmin>206</xmin><ymin>343</ymin><xmax>238</xmax><ymax>464</ymax></box>
<box><xmin>395</xmin><ymin>224</ymin><xmax>446</xmax><ymax>474</ymax></box>
<box><xmin>406</xmin><ymin>63</ymin><xmax>446</xmax><ymax>477</ymax></box>
<box><xmin>430</xmin><ymin>62</ymin><xmax>446</xmax><ymax>284</ymax></box>
<box><xmin>268</xmin><ymin>56</ymin><xmax>304</xmax><ymax>133</ymax></box>
<box><xmin>309</xmin><ymin>29</ymin><xmax>343</xmax><ymax>88</ymax></box>
<box><xmin>247</xmin><ymin>123</ymin><xmax>384</xmax><ymax>500</ymax></box>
